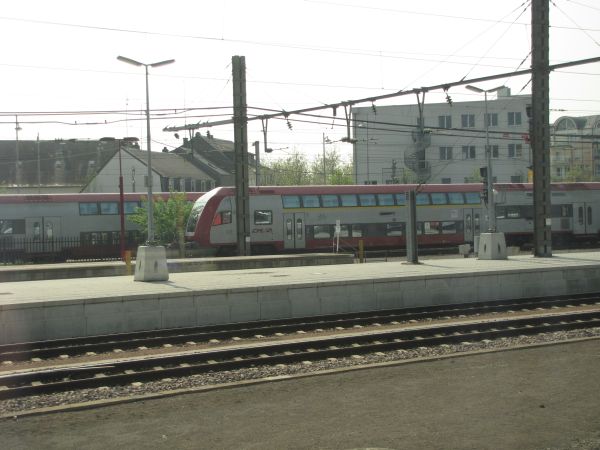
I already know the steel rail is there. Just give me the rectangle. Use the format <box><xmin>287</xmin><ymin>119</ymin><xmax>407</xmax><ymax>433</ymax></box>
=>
<box><xmin>1</xmin><ymin>310</ymin><xmax>599</xmax><ymax>401</ymax></box>
<box><xmin>1</xmin><ymin>293</ymin><xmax>598</xmax><ymax>362</ymax></box>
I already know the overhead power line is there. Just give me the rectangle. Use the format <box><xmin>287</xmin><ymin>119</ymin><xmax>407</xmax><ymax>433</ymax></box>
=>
<box><xmin>164</xmin><ymin>56</ymin><xmax>600</xmax><ymax>133</ymax></box>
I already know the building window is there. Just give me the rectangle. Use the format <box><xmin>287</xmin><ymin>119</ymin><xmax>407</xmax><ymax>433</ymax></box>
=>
<box><xmin>511</xmin><ymin>175</ymin><xmax>523</xmax><ymax>183</ymax></box>
<box><xmin>441</xmin><ymin>177</ymin><xmax>451</xmax><ymax>184</ymax></box>
<box><xmin>462</xmin><ymin>146</ymin><xmax>476</xmax><ymax>159</ymax></box>
<box><xmin>439</xmin><ymin>146</ymin><xmax>453</xmax><ymax>160</ymax></box>
<box><xmin>507</xmin><ymin>112</ymin><xmax>522</xmax><ymax>126</ymax></box>
<box><xmin>491</xmin><ymin>145</ymin><xmax>499</xmax><ymax>158</ymax></box>
<box><xmin>461</xmin><ymin>114</ymin><xmax>475</xmax><ymax>128</ymax></box>
<box><xmin>438</xmin><ymin>115</ymin><xmax>452</xmax><ymax>129</ymax></box>
<box><xmin>508</xmin><ymin>144</ymin><xmax>523</xmax><ymax>158</ymax></box>
<box><xmin>485</xmin><ymin>113</ymin><xmax>498</xmax><ymax>127</ymax></box>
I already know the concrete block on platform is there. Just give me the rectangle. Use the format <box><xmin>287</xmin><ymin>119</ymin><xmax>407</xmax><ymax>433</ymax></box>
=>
<box><xmin>44</xmin><ymin>303</ymin><xmax>85</xmax><ymax>320</ymax></box>
<box><xmin>161</xmin><ymin>308</ymin><xmax>197</xmax><ymax>329</ymax></box>
<box><xmin>123</xmin><ymin>298</ymin><xmax>160</xmax><ymax>313</ymax></box>
<box><xmin>194</xmin><ymin>292</ymin><xmax>228</xmax><ymax>308</ymax></box>
<box><xmin>259</xmin><ymin>300</ymin><xmax>292</xmax><ymax>320</ymax></box>
<box><xmin>159</xmin><ymin>295</ymin><xmax>194</xmax><ymax>311</ymax></box>
<box><xmin>374</xmin><ymin>281</ymin><xmax>403</xmax><ymax>309</ymax></box>
<box><xmin>4</xmin><ymin>320</ymin><xmax>47</xmax><ymax>343</ymax></box>
<box><xmin>230</xmin><ymin>291</ymin><xmax>260</xmax><ymax>322</ymax></box>
<box><xmin>45</xmin><ymin>318</ymin><xmax>86</xmax><ymax>340</ymax></box>
<box><xmin>85</xmin><ymin>315</ymin><xmax>125</xmax><ymax>336</ymax></box>
<box><xmin>134</xmin><ymin>245</ymin><xmax>169</xmax><ymax>282</ymax></box>
<box><xmin>196</xmin><ymin>304</ymin><xmax>230</xmax><ymax>326</ymax></box>
<box><xmin>125</xmin><ymin>311</ymin><xmax>161</xmax><ymax>332</ymax></box>
<box><xmin>289</xmin><ymin>287</ymin><xmax>320</xmax><ymax>317</ymax></box>
<box><xmin>2</xmin><ymin>306</ymin><xmax>45</xmax><ymax>323</ymax></box>
<box><xmin>85</xmin><ymin>300</ymin><xmax>124</xmax><ymax>316</ymax></box>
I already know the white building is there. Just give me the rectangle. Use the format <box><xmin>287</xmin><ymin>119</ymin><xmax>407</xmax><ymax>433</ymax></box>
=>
<box><xmin>352</xmin><ymin>88</ymin><xmax>532</xmax><ymax>185</ymax></box>
<box><xmin>81</xmin><ymin>145</ymin><xmax>213</xmax><ymax>193</ymax></box>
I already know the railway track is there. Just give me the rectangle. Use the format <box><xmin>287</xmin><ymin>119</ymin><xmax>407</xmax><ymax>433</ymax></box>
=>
<box><xmin>1</xmin><ymin>293</ymin><xmax>599</xmax><ymax>364</ymax></box>
<box><xmin>0</xmin><ymin>308</ymin><xmax>599</xmax><ymax>401</ymax></box>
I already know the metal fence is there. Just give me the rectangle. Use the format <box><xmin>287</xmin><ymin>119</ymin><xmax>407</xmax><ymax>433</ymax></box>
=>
<box><xmin>0</xmin><ymin>236</ymin><xmax>143</xmax><ymax>264</ymax></box>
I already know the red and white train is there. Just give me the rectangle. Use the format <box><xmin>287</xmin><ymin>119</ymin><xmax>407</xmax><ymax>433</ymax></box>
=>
<box><xmin>185</xmin><ymin>183</ymin><xmax>600</xmax><ymax>256</ymax></box>
<box><xmin>0</xmin><ymin>192</ymin><xmax>203</xmax><ymax>261</ymax></box>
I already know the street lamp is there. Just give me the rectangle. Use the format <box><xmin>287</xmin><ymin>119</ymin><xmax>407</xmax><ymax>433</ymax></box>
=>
<box><xmin>118</xmin><ymin>55</ymin><xmax>174</xmax><ymax>281</ymax></box>
<box><xmin>465</xmin><ymin>84</ymin><xmax>506</xmax><ymax>232</ymax></box>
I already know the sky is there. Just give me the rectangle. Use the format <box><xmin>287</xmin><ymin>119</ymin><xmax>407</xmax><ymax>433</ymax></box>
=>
<box><xmin>0</xmin><ymin>0</ymin><xmax>598</xmax><ymax>163</ymax></box>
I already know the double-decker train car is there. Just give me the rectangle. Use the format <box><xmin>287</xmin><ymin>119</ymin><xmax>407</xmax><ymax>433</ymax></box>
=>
<box><xmin>0</xmin><ymin>192</ymin><xmax>203</xmax><ymax>262</ymax></box>
<box><xmin>185</xmin><ymin>183</ymin><xmax>600</xmax><ymax>256</ymax></box>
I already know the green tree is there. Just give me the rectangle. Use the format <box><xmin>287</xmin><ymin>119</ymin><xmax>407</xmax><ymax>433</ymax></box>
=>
<box><xmin>129</xmin><ymin>191</ymin><xmax>192</xmax><ymax>255</ymax></box>
<box><xmin>264</xmin><ymin>151</ymin><xmax>312</xmax><ymax>185</ymax></box>
<box><xmin>310</xmin><ymin>148</ymin><xmax>353</xmax><ymax>185</ymax></box>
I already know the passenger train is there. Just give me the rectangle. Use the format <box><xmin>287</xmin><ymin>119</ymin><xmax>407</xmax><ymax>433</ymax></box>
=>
<box><xmin>0</xmin><ymin>192</ymin><xmax>203</xmax><ymax>262</ymax></box>
<box><xmin>185</xmin><ymin>183</ymin><xmax>600</xmax><ymax>256</ymax></box>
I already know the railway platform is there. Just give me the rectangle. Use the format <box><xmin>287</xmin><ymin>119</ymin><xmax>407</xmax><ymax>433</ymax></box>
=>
<box><xmin>1</xmin><ymin>251</ymin><xmax>599</xmax><ymax>345</ymax></box>
<box><xmin>0</xmin><ymin>252</ymin><xmax>353</xmax><ymax>283</ymax></box>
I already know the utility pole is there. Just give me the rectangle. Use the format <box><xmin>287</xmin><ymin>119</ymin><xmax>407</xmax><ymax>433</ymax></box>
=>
<box><xmin>15</xmin><ymin>116</ymin><xmax>21</xmax><ymax>191</ymax></box>
<box><xmin>36</xmin><ymin>134</ymin><xmax>41</xmax><ymax>192</ymax></box>
<box><xmin>322</xmin><ymin>133</ymin><xmax>327</xmax><ymax>184</ymax></box>
<box><xmin>531</xmin><ymin>0</ymin><xmax>552</xmax><ymax>257</ymax></box>
<box><xmin>232</xmin><ymin>55</ymin><xmax>251</xmax><ymax>256</ymax></box>
<box><xmin>253</xmin><ymin>140</ymin><xmax>260</xmax><ymax>187</ymax></box>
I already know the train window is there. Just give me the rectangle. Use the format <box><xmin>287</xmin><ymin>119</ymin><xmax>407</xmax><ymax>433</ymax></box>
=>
<box><xmin>340</xmin><ymin>194</ymin><xmax>358</xmax><ymax>207</ymax></box>
<box><xmin>254</xmin><ymin>210</ymin><xmax>273</xmax><ymax>225</ymax></box>
<box><xmin>416</xmin><ymin>193</ymin><xmax>430</xmax><ymax>205</ymax></box>
<box><xmin>464</xmin><ymin>192</ymin><xmax>481</xmax><ymax>204</ymax></box>
<box><xmin>313</xmin><ymin>225</ymin><xmax>332</xmax><ymax>239</ymax></box>
<box><xmin>0</xmin><ymin>219</ymin><xmax>25</xmax><ymax>235</ymax></box>
<box><xmin>424</xmin><ymin>221</ymin><xmax>441</xmax><ymax>234</ymax></box>
<box><xmin>378</xmin><ymin>194</ymin><xmax>394</xmax><ymax>206</ymax></box>
<box><xmin>578</xmin><ymin>207</ymin><xmax>584</xmax><ymax>225</ymax></box>
<box><xmin>282</xmin><ymin>196</ymin><xmax>301</xmax><ymax>208</ymax></box>
<box><xmin>386</xmin><ymin>223</ymin><xmax>404</xmax><ymax>236</ymax></box>
<box><xmin>358</xmin><ymin>194</ymin><xmax>377</xmax><ymax>206</ymax></box>
<box><xmin>465</xmin><ymin>214</ymin><xmax>472</xmax><ymax>233</ymax></box>
<box><xmin>33</xmin><ymin>222</ymin><xmax>41</xmax><ymax>240</ymax></box>
<box><xmin>441</xmin><ymin>221</ymin><xmax>458</xmax><ymax>234</ymax></box>
<box><xmin>100</xmin><ymin>202</ymin><xmax>119</xmax><ymax>215</ymax></box>
<box><xmin>212</xmin><ymin>211</ymin><xmax>232</xmax><ymax>226</ymax></box>
<box><xmin>79</xmin><ymin>202</ymin><xmax>99</xmax><ymax>215</ymax></box>
<box><xmin>430</xmin><ymin>193</ymin><xmax>448</xmax><ymax>205</ymax></box>
<box><xmin>302</xmin><ymin>195</ymin><xmax>320</xmax><ymax>208</ymax></box>
<box><xmin>296</xmin><ymin>218</ymin><xmax>303</xmax><ymax>239</ymax></box>
<box><xmin>322</xmin><ymin>195</ymin><xmax>339</xmax><ymax>207</ymax></box>
<box><xmin>448</xmin><ymin>192</ymin><xmax>464</xmax><ymax>205</ymax></box>
<box><xmin>495</xmin><ymin>207</ymin><xmax>506</xmax><ymax>219</ymax></box>
<box><xmin>286</xmin><ymin>219</ymin><xmax>293</xmax><ymax>240</ymax></box>
<box><xmin>506</xmin><ymin>206</ymin><xmax>520</xmax><ymax>218</ymax></box>
<box><xmin>351</xmin><ymin>224</ymin><xmax>363</xmax><ymax>237</ymax></box>
<box><xmin>124</xmin><ymin>201</ymin><xmax>141</xmax><ymax>214</ymax></box>
<box><xmin>521</xmin><ymin>205</ymin><xmax>534</xmax><ymax>220</ymax></box>
<box><xmin>474</xmin><ymin>214</ymin><xmax>480</xmax><ymax>234</ymax></box>
<box><xmin>338</xmin><ymin>225</ymin><xmax>350</xmax><ymax>237</ymax></box>
<box><xmin>45</xmin><ymin>223</ymin><xmax>54</xmax><ymax>239</ymax></box>
<box><xmin>588</xmin><ymin>206</ymin><xmax>592</xmax><ymax>226</ymax></box>
<box><xmin>395</xmin><ymin>194</ymin><xmax>406</xmax><ymax>206</ymax></box>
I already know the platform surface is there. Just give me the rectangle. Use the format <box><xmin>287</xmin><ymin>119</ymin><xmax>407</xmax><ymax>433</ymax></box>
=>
<box><xmin>1</xmin><ymin>251</ymin><xmax>598</xmax><ymax>307</ymax></box>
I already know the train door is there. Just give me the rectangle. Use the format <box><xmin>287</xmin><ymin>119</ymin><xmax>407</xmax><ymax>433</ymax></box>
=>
<box><xmin>25</xmin><ymin>217</ymin><xmax>61</xmax><ymax>252</ymax></box>
<box><xmin>572</xmin><ymin>202</ymin><xmax>590</xmax><ymax>235</ymax></box>
<box><xmin>283</xmin><ymin>213</ymin><xmax>306</xmax><ymax>249</ymax></box>
<box><xmin>463</xmin><ymin>208</ymin><xmax>482</xmax><ymax>242</ymax></box>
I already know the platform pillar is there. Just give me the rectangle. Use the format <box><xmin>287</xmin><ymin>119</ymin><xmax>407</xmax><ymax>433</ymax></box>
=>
<box><xmin>134</xmin><ymin>245</ymin><xmax>169</xmax><ymax>282</ymax></box>
<box><xmin>477</xmin><ymin>232</ymin><xmax>507</xmax><ymax>260</ymax></box>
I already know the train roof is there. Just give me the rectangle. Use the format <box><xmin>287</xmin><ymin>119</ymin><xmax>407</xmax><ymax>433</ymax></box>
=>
<box><xmin>203</xmin><ymin>182</ymin><xmax>600</xmax><ymax>197</ymax></box>
<box><xmin>0</xmin><ymin>192</ymin><xmax>205</xmax><ymax>204</ymax></box>
<box><xmin>495</xmin><ymin>182</ymin><xmax>600</xmax><ymax>191</ymax></box>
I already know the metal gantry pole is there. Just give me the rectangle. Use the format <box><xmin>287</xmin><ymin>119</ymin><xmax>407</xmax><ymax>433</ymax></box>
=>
<box><xmin>483</xmin><ymin>92</ymin><xmax>496</xmax><ymax>232</ymax></box>
<box><xmin>531</xmin><ymin>0</ymin><xmax>552</xmax><ymax>257</ymax></box>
